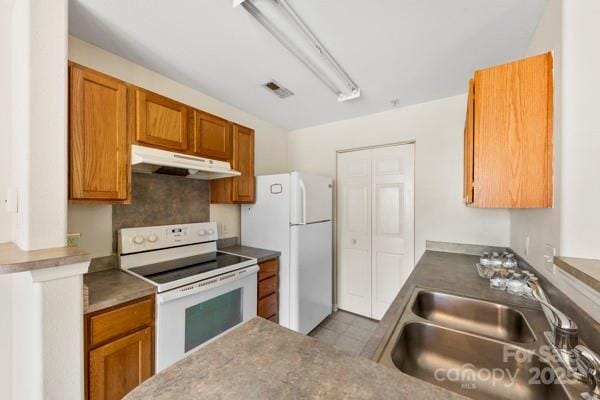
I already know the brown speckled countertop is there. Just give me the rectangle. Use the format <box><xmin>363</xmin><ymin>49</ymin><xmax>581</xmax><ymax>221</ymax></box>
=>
<box><xmin>361</xmin><ymin>250</ymin><xmax>600</xmax><ymax>360</ymax></box>
<box><xmin>123</xmin><ymin>248</ymin><xmax>600</xmax><ymax>400</ymax></box>
<box><xmin>124</xmin><ymin>317</ymin><xmax>465</xmax><ymax>400</ymax></box>
<box><xmin>0</xmin><ymin>242</ymin><xmax>90</xmax><ymax>274</ymax></box>
<box><xmin>220</xmin><ymin>245</ymin><xmax>281</xmax><ymax>263</ymax></box>
<box><xmin>84</xmin><ymin>269</ymin><xmax>155</xmax><ymax>314</ymax></box>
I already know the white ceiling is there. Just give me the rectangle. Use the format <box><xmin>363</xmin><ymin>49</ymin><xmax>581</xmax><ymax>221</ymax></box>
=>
<box><xmin>69</xmin><ymin>0</ymin><xmax>547</xmax><ymax>130</ymax></box>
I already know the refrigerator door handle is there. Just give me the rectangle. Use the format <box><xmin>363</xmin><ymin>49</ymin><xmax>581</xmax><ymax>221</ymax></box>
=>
<box><xmin>299</xmin><ymin>178</ymin><xmax>307</xmax><ymax>224</ymax></box>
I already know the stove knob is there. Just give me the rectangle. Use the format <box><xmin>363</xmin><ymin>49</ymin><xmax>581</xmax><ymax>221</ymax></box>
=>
<box><xmin>132</xmin><ymin>235</ymin><xmax>145</xmax><ymax>245</ymax></box>
<box><xmin>207</xmin><ymin>229</ymin><xmax>215</xmax><ymax>235</ymax></box>
<box><xmin>147</xmin><ymin>234</ymin><xmax>158</xmax><ymax>243</ymax></box>
<box><xmin>198</xmin><ymin>229</ymin><xmax>207</xmax><ymax>236</ymax></box>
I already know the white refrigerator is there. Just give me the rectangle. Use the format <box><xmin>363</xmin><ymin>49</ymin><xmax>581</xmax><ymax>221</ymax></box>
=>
<box><xmin>241</xmin><ymin>172</ymin><xmax>333</xmax><ymax>334</ymax></box>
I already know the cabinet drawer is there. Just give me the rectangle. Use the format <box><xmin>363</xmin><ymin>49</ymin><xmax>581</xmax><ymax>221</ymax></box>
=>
<box><xmin>258</xmin><ymin>259</ymin><xmax>278</xmax><ymax>281</ymax></box>
<box><xmin>258</xmin><ymin>293</ymin><xmax>278</xmax><ymax>319</ymax></box>
<box><xmin>258</xmin><ymin>276</ymin><xmax>278</xmax><ymax>299</ymax></box>
<box><xmin>89</xmin><ymin>297</ymin><xmax>154</xmax><ymax>347</ymax></box>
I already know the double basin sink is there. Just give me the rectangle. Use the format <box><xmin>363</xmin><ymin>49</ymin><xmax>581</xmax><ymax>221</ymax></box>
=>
<box><xmin>377</xmin><ymin>288</ymin><xmax>580</xmax><ymax>399</ymax></box>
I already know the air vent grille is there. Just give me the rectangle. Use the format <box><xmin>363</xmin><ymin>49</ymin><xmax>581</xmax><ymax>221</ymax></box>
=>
<box><xmin>263</xmin><ymin>80</ymin><xmax>294</xmax><ymax>99</ymax></box>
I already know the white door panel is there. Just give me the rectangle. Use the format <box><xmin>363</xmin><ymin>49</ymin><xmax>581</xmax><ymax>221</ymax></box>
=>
<box><xmin>337</xmin><ymin>144</ymin><xmax>414</xmax><ymax>320</ymax></box>
<box><xmin>371</xmin><ymin>145</ymin><xmax>414</xmax><ymax>320</ymax></box>
<box><xmin>337</xmin><ymin>151</ymin><xmax>372</xmax><ymax>317</ymax></box>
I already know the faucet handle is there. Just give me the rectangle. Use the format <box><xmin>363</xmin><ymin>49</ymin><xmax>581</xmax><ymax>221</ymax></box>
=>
<box><xmin>576</xmin><ymin>345</ymin><xmax>600</xmax><ymax>399</ymax></box>
<box><xmin>526</xmin><ymin>279</ymin><xmax>578</xmax><ymax>331</ymax></box>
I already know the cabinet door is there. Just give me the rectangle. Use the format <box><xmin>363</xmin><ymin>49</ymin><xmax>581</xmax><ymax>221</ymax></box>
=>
<box><xmin>89</xmin><ymin>327</ymin><xmax>152</xmax><ymax>400</ymax></box>
<box><xmin>232</xmin><ymin>125</ymin><xmax>255</xmax><ymax>203</ymax></box>
<box><xmin>70</xmin><ymin>65</ymin><xmax>130</xmax><ymax>202</ymax></box>
<box><xmin>463</xmin><ymin>79</ymin><xmax>475</xmax><ymax>204</ymax></box>
<box><xmin>191</xmin><ymin>110</ymin><xmax>232</xmax><ymax>160</ymax></box>
<box><xmin>134</xmin><ymin>89</ymin><xmax>188</xmax><ymax>151</ymax></box>
<box><xmin>473</xmin><ymin>52</ymin><xmax>553</xmax><ymax>208</ymax></box>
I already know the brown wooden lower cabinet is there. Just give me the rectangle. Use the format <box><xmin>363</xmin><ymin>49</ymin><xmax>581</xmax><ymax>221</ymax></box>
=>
<box><xmin>85</xmin><ymin>295</ymin><xmax>155</xmax><ymax>400</ymax></box>
<box><xmin>257</xmin><ymin>258</ymin><xmax>279</xmax><ymax>321</ymax></box>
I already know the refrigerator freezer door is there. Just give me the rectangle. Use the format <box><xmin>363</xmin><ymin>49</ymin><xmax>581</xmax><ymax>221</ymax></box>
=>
<box><xmin>241</xmin><ymin>174</ymin><xmax>291</xmax><ymax>328</ymax></box>
<box><xmin>290</xmin><ymin>172</ymin><xmax>333</xmax><ymax>225</ymax></box>
<box><xmin>290</xmin><ymin>221</ymin><xmax>333</xmax><ymax>334</ymax></box>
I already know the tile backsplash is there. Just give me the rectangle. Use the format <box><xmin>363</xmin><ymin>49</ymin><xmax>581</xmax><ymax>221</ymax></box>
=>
<box><xmin>112</xmin><ymin>173</ymin><xmax>210</xmax><ymax>251</ymax></box>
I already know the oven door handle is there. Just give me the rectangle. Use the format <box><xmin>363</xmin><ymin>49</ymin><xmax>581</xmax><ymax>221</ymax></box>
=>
<box><xmin>157</xmin><ymin>265</ymin><xmax>259</xmax><ymax>304</ymax></box>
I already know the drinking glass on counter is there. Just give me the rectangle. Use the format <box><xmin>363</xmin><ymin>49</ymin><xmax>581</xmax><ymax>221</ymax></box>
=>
<box><xmin>490</xmin><ymin>267</ymin><xmax>508</xmax><ymax>290</ymax></box>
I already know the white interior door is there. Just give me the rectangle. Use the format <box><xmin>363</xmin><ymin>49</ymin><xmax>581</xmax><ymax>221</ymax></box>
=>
<box><xmin>337</xmin><ymin>151</ymin><xmax>372</xmax><ymax>318</ymax></box>
<box><xmin>336</xmin><ymin>144</ymin><xmax>414</xmax><ymax>320</ymax></box>
<box><xmin>370</xmin><ymin>145</ymin><xmax>414</xmax><ymax>319</ymax></box>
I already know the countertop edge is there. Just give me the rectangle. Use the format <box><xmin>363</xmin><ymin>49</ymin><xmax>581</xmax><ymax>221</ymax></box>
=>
<box><xmin>84</xmin><ymin>286</ymin><xmax>156</xmax><ymax>314</ymax></box>
<box><xmin>0</xmin><ymin>242</ymin><xmax>91</xmax><ymax>275</ymax></box>
<box><xmin>219</xmin><ymin>245</ymin><xmax>281</xmax><ymax>263</ymax></box>
<box><xmin>554</xmin><ymin>256</ymin><xmax>600</xmax><ymax>292</ymax></box>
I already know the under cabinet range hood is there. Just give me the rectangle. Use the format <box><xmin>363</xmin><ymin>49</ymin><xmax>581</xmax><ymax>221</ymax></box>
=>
<box><xmin>131</xmin><ymin>145</ymin><xmax>241</xmax><ymax>180</ymax></box>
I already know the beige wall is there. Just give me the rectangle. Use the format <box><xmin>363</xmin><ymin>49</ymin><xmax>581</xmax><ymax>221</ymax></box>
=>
<box><xmin>289</xmin><ymin>94</ymin><xmax>511</xmax><ymax>261</ymax></box>
<box><xmin>0</xmin><ymin>2</ymin><xmax>11</xmax><ymax>244</ymax></box>
<box><xmin>67</xmin><ymin>37</ymin><xmax>290</xmax><ymax>257</ymax></box>
<box><xmin>559</xmin><ymin>0</ymin><xmax>600</xmax><ymax>259</ymax></box>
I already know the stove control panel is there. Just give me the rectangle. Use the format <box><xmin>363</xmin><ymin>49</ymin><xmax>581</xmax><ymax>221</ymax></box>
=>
<box><xmin>119</xmin><ymin>222</ymin><xmax>218</xmax><ymax>254</ymax></box>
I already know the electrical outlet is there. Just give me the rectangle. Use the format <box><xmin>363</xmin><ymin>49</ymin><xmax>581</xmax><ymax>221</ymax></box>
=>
<box><xmin>67</xmin><ymin>233</ymin><xmax>81</xmax><ymax>247</ymax></box>
<box><xmin>222</xmin><ymin>223</ymin><xmax>228</xmax><ymax>234</ymax></box>
<box><xmin>544</xmin><ymin>244</ymin><xmax>556</xmax><ymax>267</ymax></box>
<box><xmin>525</xmin><ymin>236</ymin><xmax>530</xmax><ymax>256</ymax></box>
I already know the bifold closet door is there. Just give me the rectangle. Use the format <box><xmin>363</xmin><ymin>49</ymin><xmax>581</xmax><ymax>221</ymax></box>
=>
<box><xmin>337</xmin><ymin>144</ymin><xmax>415</xmax><ymax>320</ymax></box>
<box><xmin>370</xmin><ymin>145</ymin><xmax>414</xmax><ymax>319</ymax></box>
<box><xmin>337</xmin><ymin>150</ymin><xmax>373</xmax><ymax>318</ymax></box>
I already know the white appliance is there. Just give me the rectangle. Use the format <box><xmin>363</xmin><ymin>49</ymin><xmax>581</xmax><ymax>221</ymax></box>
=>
<box><xmin>242</xmin><ymin>172</ymin><xmax>333</xmax><ymax>334</ymax></box>
<box><xmin>119</xmin><ymin>222</ymin><xmax>258</xmax><ymax>372</ymax></box>
<box><xmin>131</xmin><ymin>144</ymin><xmax>242</xmax><ymax>180</ymax></box>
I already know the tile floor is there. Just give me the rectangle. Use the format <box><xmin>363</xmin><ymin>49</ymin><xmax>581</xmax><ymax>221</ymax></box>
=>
<box><xmin>309</xmin><ymin>310</ymin><xmax>378</xmax><ymax>356</ymax></box>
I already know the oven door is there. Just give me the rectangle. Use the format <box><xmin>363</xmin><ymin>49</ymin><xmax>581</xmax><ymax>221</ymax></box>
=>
<box><xmin>155</xmin><ymin>265</ymin><xmax>258</xmax><ymax>371</ymax></box>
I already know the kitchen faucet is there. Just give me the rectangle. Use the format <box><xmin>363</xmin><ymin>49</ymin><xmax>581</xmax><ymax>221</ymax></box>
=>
<box><xmin>527</xmin><ymin>279</ymin><xmax>600</xmax><ymax>399</ymax></box>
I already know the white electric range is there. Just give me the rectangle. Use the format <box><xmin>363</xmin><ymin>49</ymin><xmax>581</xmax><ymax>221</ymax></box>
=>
<box><xmin>118</xmin><ymin>222</ymin><xmax>258</xmax><ymax>372</ymax></box>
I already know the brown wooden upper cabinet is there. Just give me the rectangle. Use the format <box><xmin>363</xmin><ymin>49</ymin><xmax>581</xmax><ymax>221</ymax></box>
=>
<box><xmin>464</xmin><ymin>52</ymin><xmax>553</xmax><ymax>208</ymax></box>
<box><xmin>211</xmin><ymin>124</ymin><xmax>255</xmax><ymax>204</ymax></box>
<box><xmin>191</xmin><ymin>110</ymin><xmax>232</xmax><ymax>160</ymax></box>
<box><xmin>69</xmin><ymin>64</ymin><xmax>255</xmax><ymax>205</ymax></box>
<box><xmin>134</xmin><ymin>88</ymin><xmax>188</xmax><ymax>151</ymax></box>
<box><xmin>69</xmin><ymin>64</ymin><xmax>131</xmax><ymax>203</ymax></box>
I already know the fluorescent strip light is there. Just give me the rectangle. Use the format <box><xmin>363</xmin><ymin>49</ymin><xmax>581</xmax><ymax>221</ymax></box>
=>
<box><xmin>236</xmin><ymin>0</ymin><xmax>361</xmax><ymax>102</ymax></box>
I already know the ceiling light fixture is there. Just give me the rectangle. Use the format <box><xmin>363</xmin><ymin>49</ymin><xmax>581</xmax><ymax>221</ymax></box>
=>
<box><xmin>234</xmin><ymin>0</ymin><xmax>361</xmax><ymax>102</ymax></box>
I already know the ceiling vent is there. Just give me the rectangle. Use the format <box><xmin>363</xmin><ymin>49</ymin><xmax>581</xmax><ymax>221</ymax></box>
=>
<box><xmin>262</xmin><ymin>80</ymin><xmax>294</xmax><ymax>99</ymax></box>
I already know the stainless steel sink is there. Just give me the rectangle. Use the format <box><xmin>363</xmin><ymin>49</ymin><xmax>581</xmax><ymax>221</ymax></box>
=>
<box><xmin>411</xmin><ymin>290</ymin><xmax>536</xmax><ymax>343</ymax></box>
<box><xmin>386</xmin><ymin>322</ymin><xmax>569</xmax><ymax>400</ymax></box>
<box><xmin>375</xmin><ymin>288</ymin><xmax>586</xmax><ymax>399</ymax></box>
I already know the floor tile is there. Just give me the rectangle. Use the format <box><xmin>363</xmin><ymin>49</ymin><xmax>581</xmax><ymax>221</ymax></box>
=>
<box><xmin>321</xmin><ymin>317</ymin><xmax>351</xmax><ymax>335</ymax></box>
<box><xmin>309</xmin><ymin>310</ymin><xmax>379</xmax><ymax>358</ymax></box>
<box><xmin>334</xmin><ymin>335</ymin><xmax>364</xmax><ymax>356</ymax></box>
<box><xmin>350</xmin><ymin>315</ymin><xmax>378</xmax><ymax>331</ymax></box>
<box><xmin>332</xmin><ymin>311</ymin><xmax>356</xmax><ymax>324</ymax></box>
<box><xmin>344</xmin><ymin>324</ymin><xmax>376</xmax><ymax>341</ymax></box>
<box><xmin>313</xmin><ymin>327</ymin><xmax>339</xmax><ymax>345</ymax></box>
